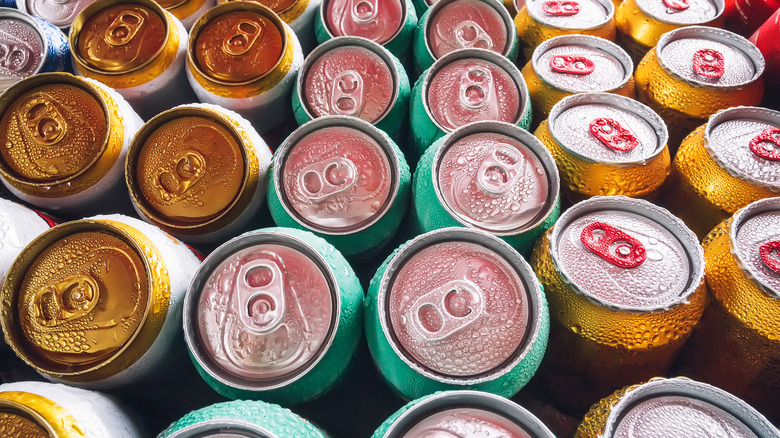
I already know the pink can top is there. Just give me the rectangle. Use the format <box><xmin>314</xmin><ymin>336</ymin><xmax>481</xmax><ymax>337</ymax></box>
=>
<box><xmin>25</xmin><ymin>0</ymin><xmax>93</xmax><ymax>28</ymax></box>
<box><xmin>402</xmin><ymin>408</ymin><xmax>535</xmax><ymax>438</ymax></box>
<box><xmin>536</xmin><ymin>43</ymin><xmax>628</xmax><ymax>92</ymax></box>
<box><xmin>426</xmin><ymin>0</ymin><xmax>509</xmax><ymax>59</ymax></box>
<box><xmin>734</xmin><ymin>209</ymin><xmax>780</xmax><ymax>297</ymax></box>
<box><xmin>0</xmin><ymin>18</ymin><xmax>43</xmax><ymax>87</ymax></box>
<box><xmin>324</xmin><ymin>0</ymin><xmax>406</xmax><ymax>44</ymax></box>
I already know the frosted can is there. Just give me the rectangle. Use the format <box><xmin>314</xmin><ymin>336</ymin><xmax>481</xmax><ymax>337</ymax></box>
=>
<box><xmin>218</xmin><ymin>0</ymin><xmax>322</xmax><ymax>53</ymax></box>
<box><xmin>0</xmin><ymin>198</ymin><xmax>55</xmax><ymax>285</ymax></box>
<box><xmin>17</xmin><ymin>0</ymin><xmax>93</xmax><ymax>29</ymax></box>
<box><xmin>157</xmin><ymin>0</ymin><xmax>216</xmax><ymax>30</ymax></box>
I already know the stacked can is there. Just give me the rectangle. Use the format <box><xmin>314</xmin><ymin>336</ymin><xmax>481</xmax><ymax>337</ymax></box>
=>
<box><xmin>17</xmin><ymin>0</ymin><xmax>93</xmax><ymax>29</ymax></box>
<box><xmin>220</xmin><ymin>0</ymin><xmax>321</xmax><ymax>52</ymax></box>
<box><xmin>158</xmin><ymin>0</ymin><xmax>216</xmax><ymax>30</ymax></box>
<box><xmin>0</xmin><ymin>198</ymin><xmax>56</xmax><ymax>284</ymax></box>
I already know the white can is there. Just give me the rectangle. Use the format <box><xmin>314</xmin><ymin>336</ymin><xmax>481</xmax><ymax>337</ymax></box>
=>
<box><xmin>0</xmin><ymin>198</ymin><xmax>55</xmax><ymax>284</ymax></box>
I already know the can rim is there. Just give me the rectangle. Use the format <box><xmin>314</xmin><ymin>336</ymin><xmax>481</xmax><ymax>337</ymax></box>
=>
<box><xmin>527</xmin><ymin>0</ymin><xmax>614</xmax><ymax>31</ymax></box>
<box><xmin>531</xmin><ymin>34</ymin><xmax>634</xmax><ymax>95</ymax></box>
<box><xmin>272</xmin><ymin>115</ymin><xmax>402</xmax><ymax>236</ymax></box>
<box><xmin>378</xmin><ymin>390</ymin><xmax>556</xmax><ymax>438</ymax></box>
<box><xmin>22</xmin><ymin>0</ymin><xmax>89</xmax><ymax>27</ymax></box>
<box><xmin>165</xmin><ymin>418</ymin><xmax>276</xmax><ymax>438</ymax></box>
<box><xmin>376</xmin><ymin>227</ymin><xmax>548</xmax><ymax>385</ymax></box>
<box><xmin>0</xmin><ymin>8</ymin><xmax>50</xmax><ymax>79</ymax></box>
<box><xmin>422</xmin><ymin>48</ymin><xmax>531</xmax><ymax>134</ymax></box>
<box><xmin>655</xmin><ymin>26</ymin><xmax>765</xmax><ymax>89</ymax></box>
<box><xmin>549</xmin><ymin>195</ymin><xmax>706</xmax><ymax>313</ymax></box>
<box><xmin>430</xmin><ymin>120</ymin><xmax>561</xmax><ymax>235</ymax></box>
<box><xmin>0</xmin><ymin>398</ymin><xmax>58</xmax><ymax>437</ymax></box>
<box><xmin>318</xmin><ymin>0</ymin><xmax>409</xmax><ymax>45</ymax></box>
<box><xmin>295</xmin><ymin>36</ymin><xmax>401</xmax><ymax>125</ymax></box>
<box><xmin>182</xmin><ymin>229</ymin><xmax>342</xmax><ymax>392</ymax></box>
<box><xmin>632</xmin><ymin>0</ymin><xmax>725</xmax><ymax>26</ymax></box>
<box><xmin>547</xmin><ymin>92</ymin><xmax>669</xmax><ymax>167</ymax></box>
<box><xmin>600</xmin><ymin>377</ymin><xmax>779</xmax><ymax>437</ymax></box>
<box><xmin>729</xmin><ymin>197</ymin><xmax>780</xmax><ymax>300</ymax></box>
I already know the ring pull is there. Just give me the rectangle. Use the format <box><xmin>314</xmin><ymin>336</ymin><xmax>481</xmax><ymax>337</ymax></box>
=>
<box><xmin>590</xmin><ymin>118</ymin><xmax>639</xmax><ymax>152</ymax></box>
<box><xmin>459</xmin><ymin>67</ymin><xmax>494</xmax><ymax>109</ymax></box>
<box><xmin>351</xmin><ymin>0</ymin><xmax>379</xmax><ymax>23</ymax></box>
<box><xmin>476</xmin><ymin>144</ymin><xmax>524</xmax><ymax>195</ymax></box>
<box><xmin>0</xmin><ymin>43</ymin><xmax>31</xmax><ymax>72</ymax></box>
<box><xmin>542</xmin><ymin>0</ymin><xmax>580</xmax><ymax>15</ymax></box>
<box><xmin>222</xmin><ymin>20</ymin><xmax>263</xmax><ymax>56</ymax></box>
<box><xmin>760</xmin><ymin>241</ymin><xmax>780</xmax><ymax>274</ymax></box>
<box><xmin>298</xmin><ymin>157</ymin><xmax>358</xmax><ymax>201</ymax></box>
<box><xmin>692</xmin><ymin>49</ymin><xmax>725</xmax><ymax>79</ymax></box>
<box><xmin>105</xmin><ymin>10</ymin><xmax>146</xmax><ymax>46</ymax></box>
<box><xmin>749</xmin><ymin>128</ymin><xmax>780</xmax><ymax>161</ymax></box>
<box><xmin>550</xmin><ymin>55</ymin><xmax>595</xmax><ymax>75</ymax></box>
<box><xmin>330</xmin><ymin>70</ymin><xmax>365</xmax><ymax>116</ymax></box>
<box><xmin>236</xmin><ymin>258</ymin><xmax>287</xmax><ymax>334</ymax></box>
<box><xmin>581</xmin><ymin>222</ymin><xmax>647</xmax><ymax>268</ymax></box>
<box><xmin>454</xmin><ymin>21</ymin><xmax>494</xmax><ymax>50</ymax></box>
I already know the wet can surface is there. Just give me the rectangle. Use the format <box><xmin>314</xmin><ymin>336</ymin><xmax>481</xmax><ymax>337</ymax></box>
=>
<box><xmin>365</xmin><ymin>227</ymin><xmax>550</xmax><ymax>400</ymax></box>
<box><xmin>0</xmin><ymin>73</ymin><xmax>143</xmax><ymax>215</ymax></box>
<box><xmin>661</xmin><ymin>106</ymin><xmax>780</xmax><ymax>239</ymax></box>
<box><xmin>576</xmin><ymin>377</ymin><xmax>779</xmax><ymax>438</ymax></box>
<box><xmin>634</xmin><ymin>26</ymin><xmax>765</xmax><ymax>148</ymax></box>
<box><xmin>529</xmin><ymin>196</ymin><xmax>707</xmax><ymax>415</ymax></box>
<box><xmin>749</xmin><ymin>7</ymin><xmax>780</xmax><ymax>87</ymax></box>
<box><xmin>219</xmin><ymin>0</ymin><xmax>322</xmax><ymax>53</ymax></box>
<box><xmin>187</xmin><ymin>2</ymin><xmax>303</xmax><ymax>134</ymax></box>
<box><xmin>125</xmin><ymin>103</ymin><xmax>273</xmax><ymax>244</ymax></box>
<box><xmin>267</xmin><ymin>116</ymin><xmax>410</xmax><ymax>258</ymax></box>
<box><xmin>372</xmin><ymin>390</ymin><xmax>556</xmax><ymax>438</ymax></box>
<box><xmin>414</xmin><ymin>121</ymin><xmax>560</xmax><ymax>255</ymax></box>
<box><xmin>292</xmin><ymin>36</ymin><xmax>410</xmax><ymax>139</ymax></box>
<box><xmin>535</xmin><ymin>92</ymin><xmax>670</xmax><ymax>202</ymax></box>
<box><xmin>0</xmin><ymin>214</ymin><xmax>201</xmax><ymax>389</ymax></box>
<box><xmin>70</xmin><ymin>0</ymin><xmax>195</xmax><ymax>120</ymax></box>
<box><xmin>183</xmin><ymin>227</ymin><xmax>364</xmax><ymax>405</ymax></box>
<box><xmin>157</xmin><ymin>0</ymin><xmax>216</xmax><ymax>30</ymax></box>
<box><xmin>674</xmin><ymin>198</ymin><xmax>780</xmax><ymax>423</ymax></box>
<box><xmin>17</xmin><ymin>0</ymin><xmax>93</xmax><ymax>29</ymax></box>
<box><xmin>0</xmin><ymin>198</ymin><xmax>55</xmax><ymax>285</ymax></box>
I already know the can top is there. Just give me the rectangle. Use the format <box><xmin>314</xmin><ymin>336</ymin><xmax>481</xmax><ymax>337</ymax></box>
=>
<box><xmin>656</xmin><ymin>26</ymin><xmax>764</xmax><ymax>89</ymax></box>
<box><xmin>731</xmin><ymin>198</ymin><xmax>780</xmax><ymax>300</ymax></box>
<box><xmin>704</xmin><ymin>106</ymin><xmax>780</xmax><ymax>192</ymax></box>
<box><xmin>433</xmin><ymin>121</ymin><xmax>560</xmax><ymax>234</ymax></box>
<box><xmin>526</xmin><ymin>0</ymin><xmax>614</xmax><ymax>31</ymax></box>
<box><xmin>424</xmin><ymin>0</ymin><xmax>513</xmax><ymax>60</ymax></box>
<box><xmin>24</xmin><ymin>0</ymin><xmax>94</xmax><ymax>28</ymax></box>
<box><xmin>322</xmin><ymin>0</ymin><xmax>406</xmax><ymax>45</ymax></box>
<box><xmin>165</xmin><ymin>418</ymin><xmax>275</xmax><ymax>438</ymax></box>
<box><xmin>548</xmin><ymin>92</ymin><xmax>668</xmax><ymax>165</ymax></box>
<box><xmin>634</xmin><ymin>0</ymin><xmax>723</xmax><ymax>26</ymax></box>
<box><xmin>0</xmin><ymin>407</ymin><xmax>50</xmax><ymax>437</ymax></box>
<box><xmin>0</xmin><ymin>10</ymin><xmax>46</xmax><ymax>92</ymax></box>
<box><xmin>532</xmin><ymin>35</ymin><xmax>633</xmax><ymax>94</ymax></box>
<box><xmin>550</xmin><ymin>196</ymin><xmax>704</xmax><ymax>312</ymax></box>
<box><xmin>0</xmin><ymin>391</ymin><xmax>76</xmax><ymax>438</ymax></box>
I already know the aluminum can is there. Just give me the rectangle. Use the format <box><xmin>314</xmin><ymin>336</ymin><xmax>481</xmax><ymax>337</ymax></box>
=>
<box><xmin>17</xmin><ymin>0</ymin><xmax>93</xmax><ymax>29</ymax></box>
<box><xmin>576</xmin><ymin>377</ymin><xmax>779</xmax><ymax>438</ymax></box>
<box><xmin>372</xmin><ymin>391</ymin><xmax>556</xmax><ymax>438</ymax></box>
<box><xmin>158</xmin><ymin>0</ymin><xmax>216</xmax><ymax>30</ymax></box>
<box><xmin>410</xmin><ymin>48</ymin><xmax>532</xmax><ymax>159</ymax></box>
<box><xmin>521</xmin><ymin>34</ymin><xmax>635</xmax><ymax>127</ymax></box>
<box><xmin>634</xmin><ymin>26</ymin><xmax>765</xmax><ymax>148</ymax></box>
<box><xmin>0</xmin><ymin>198</ymin><xmax>55</xmax><ymax>285</ymax></box>
<box><xmin>292</xmin><ymin>36</ymin><xmax>410</xmax><ymax>139</ymax></box>
<box><xmin>661</xmin><ymin>106</ymin><xmax>780</xmax><ymax>239</ymax></box>
<box><xmin>413</xmin><ymin>0</ymin><xmax>519</xmax><ymax>73</ymax></box>
<box><xmin>315</xmin><ymin>0</ymin><xmax>418</xmax><ymax>62</ymax></box>
<box><xmin>514</xmin><ymin>0</ymin><xmax>616</xmax><ymax>61</ymax></box>
<box><xmin>0</xmin><ymin>214</ymin><xmax>201</xmax><ymax>389</ymax></box>
<box><xmin>125</xmin><ymin>103</ymin><xmax>272</xmax><ymax>244</ymax></box>
<box><xmin>219</xmin><ymin>0</ymin><xmax>322</xmax><ymax>53</ymax></box>
<box><xmin>673</xmin><ymin>198</ymin><xmax>780</xmax><ymax>423</ymax></box>
<box><xmin>725</xmin><ymin>0</ymin><xmax>780</xmax><ymax>35</ymax></box>
<box><xmin>70</xmin><ymin>0</ymin><xmax>195</xmax><ymax>121</ymax></box>
<box><xmin>615</xmin><ymin>0</ymin><xmax>725</xmax><ymax>63</ymax></box>
<box><xmin>187</xmin><ymin>2</ymin><xmax>303</xmax><ymax>135</ymax></box>
<box><xmin>0</xmin><ymin>0</ymin><xmax>13</xmax><ymax>7</ymax></box>
<box><xmin>414</xmin><ymin>121</ymin><xmax>561</xmax><ymax>255</ymax></box>
<box><xmin>535</xmin><ymin>92</ymin><xmax>670</xmax><ymax>202</ymax></box>
<box><xmin>0</xmin><ymin>381</ymin><xmax>143</xmax><ymax>437</ymax></box>
<box><xmin>365</xmin><ymin>227</ymin><xmax>550</xmax><ymax>400</ymax></box>
<box><xmin>0</xmin><ymin>72</ymin><xmax>143</xmax><ymax>215</ymax></box>
<box><xmin>529</xmin><ymin>196</ymin><xmax>707</xmax><ymax>415</ymax></box>
<box><xmin>159</xmin><ymin>400</ymin><xmax>327</xmax><ymax>437</ymax></box>
<box><xmin>749</xmin><ymin>7</ymin><xmax>780</xmax><ymax>86</ymax></box>
<box><xmin>183</xmin><ymin>227</ymin><xmax>364</xmax><ymax>405</ymax></box>
<box><xmin>0</xmin><ymin>8</ymin><xmax>70</xmax><ymax>93</ymax></box>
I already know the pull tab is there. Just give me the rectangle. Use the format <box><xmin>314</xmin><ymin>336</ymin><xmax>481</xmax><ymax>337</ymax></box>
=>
<box><xmin>236</xmin><ymin>258</ymin><xmax>286</xmax><ymax>334</ymax></box>
<box><xmin>157</xmin><ymin>151</ymin><xmax>206</xmax><ymax>196</ymax></box>
<box><xmin>298</xmin><ymin>157</ymin><xmax>358</xmax><ymax>202</ymax></box>
<box><xmin>24</xmin><ymin>99</ymin><xmax>68</xmax><ymax>146</ymax></box>
<box><xmin>351</xmin><ymin>0</ymin><xmax>379</xmax><ymax>23</ymax></box>
<box><xmin>33</xmin><ymin>275</ymin><xmax>100</xmax><ymax>327</ymax></box>
<box><xmin>759</xmin><ymin>241</ymin><xmax>780</xmax><ymax>274</ymax></box>
<box><xmin>223</xmin><ymin>20</ymin><xmax>263</xmax><ymax>56</ymax></box>
<box><xmin>330</xmin><ymin>70</ymin><xmax>364</xmax><ymax>116</ymax></box>
<box><xmin>105</xmin><ymin>10</ymin><xmax>145</xmax><ymax>46</ymax></box>
<box><xmin>476</xmin><ymin>144</ymin><xmax>524</xmax><ymax>195</ymax></box>
<box><xmin>0</xmin><ymin>43</ymin><xmax>30</xmax><ymax>72</ymax></box>
<box><xmin>692</xmin><ymin>49</ymin><xmax>725</xmax><ymax>79</ymax></box>
<box><xmin>663</xmin><ymin>0</ymin><xmax>690</xmax><ymax>9</ymax></box>
<box><xmin>581</xmin><ymin>222</ymin><xmax>647</xmax><ymax>268</ymax></box>
<box><xmin>550</xmin><ymin>55</ymin><xmax>595</xmax><ymax>75</ymax></box>
<box><xmin>459</xmin><ymin>68</ymin><xmax>493</xmax><ymax>109</ymax></box>
<box><xmin>409</xmin><ymin>279</ymin><xmax>485</xmax><ymax>341</ymax></box>
<box><xmin>749</xmin><ymin>128</ymin><xmax>780</xmax><ymax>161</ymax></box>
<box><xmin>454</xmin><ymin>21</ymin><xmax>494</xmax><ymax>50</ymax></box>
<box><xmin>589</xmin><ymin>118</ymin><xmax>639</xmax><ymax>152</ymax></box>
<box><xmin>542</xmin><ymin>0</ymin><xmax>580</xmax><ymax>15</ymax></box>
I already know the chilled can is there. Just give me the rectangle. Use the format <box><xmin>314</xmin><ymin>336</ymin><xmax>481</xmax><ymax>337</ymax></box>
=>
<box><xmin>414</xmin><ymin>121</ymin><xmax>560</xmax><ymax>255</ymax></box>
<box><xmin>158</xmin><ymin>0</ymin><xmax>216</xmax><ymax>30</ymax></box>
<box><xmin>410</xmin><ymin>48</ymin><xmax>532</xmax><ymax>158</ymax></box>
<box><xmin>219</xmin><ymin>0</ymin><xmax>322</xmax><ymax>53</ymax></box>
<box><xmin>413</xmin><ymin>0</ymin><xmax>519</xmax><ymax>73</ymax></box>
<box><xmin>17</xmin><ymin>0</ymin><xmax>93</xmax><ymax>29</ymax></box>
<box><xmin>183</xmin><ymin>227</ymin><xmax>363</xmax><ymax>405</ymax></box>
<box><xmin>0</xmin><ymin>72</ymin><xmax>143</xmax><ymax>215</ymax></box>
<box><xmin>0</xmin><ymin>214</ymin><xmax>201</xmax><ymax>389</ymax></box>
<box><xmin>529</xmin><ymin>196</ymin><xmax>706</xmax><ymax>415</ymax></box>
<box><xmin>725</xmin><ymin>0</ymin><xmax>779</xmax><ymax>35</ymax></box>
<box><xmin>0</xmin><ymin>381</ymin><xmax>143</xmax><ymax>437</ymax></box>
<box><xmin>661</xmin><ymin>106</ymin><xmax>780</xmax><ymax>239</ymax></box>
<box><xmin>187</xmin><ymin>2</ymin><xmax>303</xmax><ymax>134</ymax></box>
<box><xmin>521</xmin><ymin>34</ymin><xmax>635</xmax><ymax>127</ymax></box>
<box><xmin>0</xmin><ymin>198</ymin><xmax>56</xmax><ymax>285</ymax></box>
<box><xmin>292</xmin><ymin>36</ymin><xmax>410</xmax><ymax>139</ymax></box>
<box><xmin>365</xmin><ymin>227</ymin><xmax>550</xmax><ymax>400</ymax></box>
<box><xmin>372</xmin><ymin>390</ymin><xmax>556</xmax><ymax>438</ymax></box>
<box><xmin>749</xmin><ymin>7</ymin><xmax>780</xmax><ymax>87</ymax></box>
<box><xmin>635</xmin><ymin>26</ymin><xmax>765</xmax><ymax>147</ymax></box>
<box><xmin>535</xmin><ymin>92</ymin><xmax>670</xmax><ymax>202</ymax></box>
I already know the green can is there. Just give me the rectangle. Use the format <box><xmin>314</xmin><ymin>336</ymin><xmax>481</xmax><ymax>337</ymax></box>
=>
<box><xmin>410</xmin><ymin>48</ymin><xmax>532</xmax><ymax>160</ymax></box>
<box><xmin>182</xmin><ymin>227</ymin><xmax>364</xmax><ymax>405</ymax></box>
<box><xmin>414</xmin><ymin>121</ymin><xmax>560</xmax><ymax>256</ymax></box>
<box><xmin>267</xmin><ymin>116</ymin><xmax>411</xmax><ymax>258</ymax></box>
<box><xmin>292</xmin><ymin>36</ymin><xmax>410</xmax><ymax>140</ymax></box>
<box><xmin>365</xmin><ymin>227</ymin><xmax>550</xmax><ymax>400</ymax></box>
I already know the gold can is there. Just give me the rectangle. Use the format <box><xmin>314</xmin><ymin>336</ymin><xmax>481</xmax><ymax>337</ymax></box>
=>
<box><xmin>217</xmin><ymin>0</ymin><xmax>320</xmax><ymax>52</ymax></box>
<box><xmin>157</xmin><ymin>0</ymin><xmax>216</xmax><ymax>29</ymax></box>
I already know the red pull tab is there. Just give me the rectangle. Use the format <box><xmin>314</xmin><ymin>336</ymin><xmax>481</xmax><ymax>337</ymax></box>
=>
<box><xmin>662</xmin><ymin>0</ymin><xmax>690</xmax><ymax>10</ymax></box>
<box><xmin>550</xmin><ymin>55</ymin><xmax>595</xmax><ymax>75</ymax></box>
<box><xmin>760</xmin><ymin>241</ymin><xmax>780</xmax><ymax>274</ymax></box>
<box><xmin>749</xmin><ymin>128</ymin><xmax>780</xmax><ymax>161</ymax></box>
<box><xmin>692</xmin><ymin>49</ymin><xmax>725</xmax><ymax>79</ymax></box>
<box><xmin>590</xmin><ymin>118</ymin><xmax>640</xmax><ymax>152</ymax></box>
<box><xmin>542</xmin><ymin>0</ymin><xmax>580</xmax><ymax>15</ymax></box>
<box><xmin>580</xmin><ymin>222</ymin><xmax>647</xmax><ymax>268</ymax></box>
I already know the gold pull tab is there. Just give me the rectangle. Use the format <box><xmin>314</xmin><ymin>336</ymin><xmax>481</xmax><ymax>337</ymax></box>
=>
<box><xmin>105</xmin><ymin>10</ymin><xmax>146</xmax><ymax>46</ymax></box>
<box><xmin>157</xmin><ymin>150</ymin><xmax>206</xmax><ymax>197</ymax></box>
<box><xmin>32</xmin><ymin>275</ymin><xmax>100</xmax><ymax>327</ymax></box>
<box><xmin>222</xmin><ymin>19</ymin><xmax>263</xmax><ymax>57</ymax></box>
<box><xmin>23</xmin><ymin>99</ymin><xmax>68</xmax><ymax>146</ymax></box>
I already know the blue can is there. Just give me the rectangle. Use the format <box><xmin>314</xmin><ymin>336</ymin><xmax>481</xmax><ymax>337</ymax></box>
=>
<box><xmin>0</xmin><ymin>0</ymin><xmax>14</xmax><ymax>8</ymax></box>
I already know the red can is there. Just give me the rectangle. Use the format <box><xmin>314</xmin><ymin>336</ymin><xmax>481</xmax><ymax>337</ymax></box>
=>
<box><xmin>726</xmin><ymin>0</ymin><xmax>780</xmax><ymax>35</ymax></box>
<box><xmin>749</xmin><ymin>7</ymin><xmax>780</xmax><ymax>85</ymax></box>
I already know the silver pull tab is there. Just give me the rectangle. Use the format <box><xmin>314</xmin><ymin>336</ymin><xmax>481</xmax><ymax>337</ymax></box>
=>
<box><xmin>236</xmin><ymin>258</ymin><xmax>286</xmax><ymax>334</ymax></box>
<box><xmin>455</xmin><ymin>20</ymin><xmax>494</xmax><ymax>50</ymax></box>
<box><xmin>476</xmin><ymin>144</ymin><xmax>524</xmax><ymax>195</ymax></box>
<box><xmin>408</xmin><ymin>279</ymin><xmax>485</xmax><ymax>341</ymax></box>
<box><xmin>298</xmin><ymin>156</ymin><xmax>358</xmax><ymax>202</ymax></box>
<box><xmin>330</xmin><ymin>70</ymin><xmax>364</xmax><ymax>116</ymax></box>
<box><xmin>350</xmin><ymin>0</ymin><xmax>379</xmax><ymax>22</ymax></box>
<box><xmin>0</xmin><ymin>43</ymin><xmax>30</xmax><ymax>72</ymax></box>
<box><xmin>459</xmin><ymin>67</ymin><xmax>493</xmax><ymax>109</ymax></box>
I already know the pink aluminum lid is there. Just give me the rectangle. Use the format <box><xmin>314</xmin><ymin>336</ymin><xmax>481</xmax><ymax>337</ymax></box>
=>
<box><xmin>0</xmin><ymin>14</ymin><xmax>44</xmax><ymax>90</ymax></box>
<box><xmin>426</xmin><ymin>0</ymin><xmax>510</xmax><ymax>59</ymax></box>
<box><xmin>25</xmin><ymin>0</ymin><xmax>94</xmax><ymax>28</ymax></box>
<box><xmin>323</xmin><ymin>0</ymin><xmax>406</xmax><ymax>44</ymax></box>
<box><xmin>402</xmin><ymin>408</ymin><xmax>535</xmax><ymax>438</ymax></box>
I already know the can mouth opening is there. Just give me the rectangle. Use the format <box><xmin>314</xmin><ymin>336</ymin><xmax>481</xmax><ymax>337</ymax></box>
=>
<box><xmin>423</xmin><ymin>0</ymin><xmax>516</xmax><ymax>60</ymax></box>
<box><xmin>633</xmin><ymin>0</ymin><xmax>725</xmax><ymax>25</ymax></box>
<box><xmin>0</xmin><ymin>399</ymin><xmax>58</xmax><ymax>437</ymax></box>
<box><xmin>729</xmin><ymin>197</ymin><xmax>780</xmax><ymax>300</ymax></box>
<box><xmin>166</xmin><ymin>418</ymin><xmax>276</xmax><ymax>438</ymax></box>
<box><xmin>319</xmin><ymin>0</ymin><xmax>408</xmax><ymax>45</ymax></box>
<box><xmin>527</xmin><ymin>0</ymin><xmax>614</xmax><ymax>30</ymax></box>
<box><xmin>0</xmin><ymin>9</ymin><xmax>50</xmax><ymax>79</ymax></box>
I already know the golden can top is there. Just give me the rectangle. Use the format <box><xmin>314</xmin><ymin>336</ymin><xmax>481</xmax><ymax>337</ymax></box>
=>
<box><xmin>0</xmin><ymin>391</ymin><xmax>85</xmax><ymax>438</ymax></box>
<box><xmin>222</xmin><ymin>0</ymin><xmax>300</xmax><ymax>15</ymax></box>
<box><xmin>0</xmin><ymin>411</ymin><xmax>48</xmax><ymax>437</ymax></box>
<box><xmin>156</xmin><ymin>0</ymin><xmax>189</xmax><ymax>9</ymax></box>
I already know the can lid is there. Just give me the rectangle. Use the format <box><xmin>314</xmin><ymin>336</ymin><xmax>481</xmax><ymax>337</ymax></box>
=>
<box><xmin>0</xmin><ymin>409</ymin><xmax>50</xmax><ymax>437</ymax></box>
<box><xmin>526</xmin><ymin>0</ymin><xmax>613</xmax><ymax>31</ymax></box>
<box><xmin>24</xmin><ymin>0</ymin><xmax>94</xmax><ymax>28</ymax></box>
<box><xmin>730</xmin><ymin>198</ymin><xmax>780</xmax><ymax>300</ymax></box>
<box><xmin>425</xmin><ymin>0</ymin><xmax>513</xmax><ymax>60</ymax></box>
<box><xmin>634</xmin><ymin>0</ymin><xmax>723</xmax><ymax>26</ymax></box>
<box><xmin>548</xmin><ymin>92</ymin><xmax>668</xmax><ymax>166</ymax></box>
<box><xmin>656</xmin><ymin>26</ymin><xmax>764</xmax><ymax>89</ymax></box>
<box><xmin>321</xmin><ymin>0</ymin><xmax>406</xmax><ymax>45</ymax></box>
<box><xmin>550</xmin><ymin>196</ymin><xmax>704</xmax><ymax>312</ymax></box>
<box><xmin>532</xmin><ymin>35</ymin><xmax>633</xmax><ymax>94</ymax></box>
<box><xmin>0</xmin><ymin>10</ymin><xmax>46</xmax><ymax>91</ymax></box>
<box><xmin>166</xmin><ymin>418</ymin><xmax>275</xmax><ymax>438</ymax></box>
<box><xmin>0</xmin><ymin>391</ymin><xmax>79</xmax><ymax>438</ymax></box>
